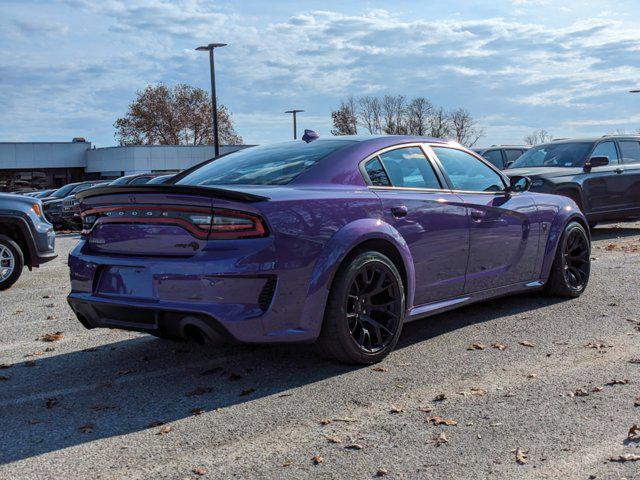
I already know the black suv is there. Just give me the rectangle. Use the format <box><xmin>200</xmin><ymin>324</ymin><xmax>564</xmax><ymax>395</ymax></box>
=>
<box><xmin>506</xmin><ymin>136</ymin><xmax>640</xmax><ymax>227</ymax></box>
<box><xmin>0</xmin><ymin>193</ymin><xmax>56</xmax><ymax>290</ymax></box>
<box><xmin>473</xmin><ymin>145</ymin><xmax>529</xmax><ymax>169</ymax></box>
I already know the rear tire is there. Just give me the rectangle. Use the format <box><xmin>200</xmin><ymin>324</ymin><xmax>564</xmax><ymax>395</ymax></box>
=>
<box><xmin>0</xmin><ymin>234</ymin><xmax>24</xmax><ymax>291</ymax></box>
<box><xmin>316</xmin><ymin>250</ymin><xmax>405</xmax><ymax>364</ymax></box>
<box><xmin>545</xmin><ymin>221</ymin><xmax>590</xmax><ymax>298</ymax></box>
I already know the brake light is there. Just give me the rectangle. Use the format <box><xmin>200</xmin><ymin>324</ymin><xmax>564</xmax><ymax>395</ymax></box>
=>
<box><xmin>81</xmin><ymin>206</ymin><xmax>267</xmax><ymax>240</ymax></box>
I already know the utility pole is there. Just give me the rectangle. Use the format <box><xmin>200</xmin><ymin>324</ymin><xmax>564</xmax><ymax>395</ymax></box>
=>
<box><xmin>285</xmin><ymin>109</ymin><xmax>304</xmax><ymax>140</ymax></box>
<box><xmin>196</xmin><ymin>43</ymin><xmax>227</xmax><ymax>157</ymax></box>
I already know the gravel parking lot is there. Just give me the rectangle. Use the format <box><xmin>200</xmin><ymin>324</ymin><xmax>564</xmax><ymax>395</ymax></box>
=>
<box><xmin>1</xmin><ymin>224</ymin><xmax>639</xmax><ymax>479</ymax></box>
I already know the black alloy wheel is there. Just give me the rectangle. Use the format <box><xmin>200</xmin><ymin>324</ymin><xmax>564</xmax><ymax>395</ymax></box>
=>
<box><xmin>562</xmin><ymin>227</ymin><xmax>590</xmax><ymax>290</ymax></box>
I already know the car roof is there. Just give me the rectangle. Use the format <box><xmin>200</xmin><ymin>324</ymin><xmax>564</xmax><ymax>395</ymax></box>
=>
<box><xmin>546</xmin><ymin>135</ymin><xmax>640</xmax><ymax>145</ymax></box>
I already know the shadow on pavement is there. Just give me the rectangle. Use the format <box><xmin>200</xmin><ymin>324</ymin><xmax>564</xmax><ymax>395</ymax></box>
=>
<box><xmin>0</xmin><ymin>291</ymin><xmax>565</xmax><ymax>465</ymax></box>
<box><xmin>591</xmin><ymin>225</ymin><xmax>640</xmax><ymax>241</ymax></box>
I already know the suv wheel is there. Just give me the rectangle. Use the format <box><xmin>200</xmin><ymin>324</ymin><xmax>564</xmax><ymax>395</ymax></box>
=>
<box><xmin>0</xmin><ymin>234</ymin><xmax>24</xmax><ymax>291</ymax></box>
<box><xmin>316</xmin><ymin>251</ymin><xmax>405</xmax><ymax>364</ymax></box>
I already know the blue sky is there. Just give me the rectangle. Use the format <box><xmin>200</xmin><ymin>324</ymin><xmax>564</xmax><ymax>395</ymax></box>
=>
<box><xmin>1</xmin><ymin>0</ymin><xmax>640</xmax><ymax>147</ymax></box>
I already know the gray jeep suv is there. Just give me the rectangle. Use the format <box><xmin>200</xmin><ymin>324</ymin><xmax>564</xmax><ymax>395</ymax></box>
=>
<box><xmin>0</xmin><ymin>193</ymin><xmax>56</xmax><ymax>290</ymax></box>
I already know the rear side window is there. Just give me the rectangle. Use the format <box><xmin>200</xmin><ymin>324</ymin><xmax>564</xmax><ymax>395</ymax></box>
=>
<box><xmin>377</xmin><ymin>147</ymin><xmax>441</xmax><ymax>189</ymax></box>
<box><xmin>364</xmin><ymin>158</ymin><xmax>391</xmax><ymax>186</ymax></box>
<box><xmin>176</xmin><ymin>140</ymin><xmax>356</xmax><ymax>186</ymax></box>
<box><xmin>433</xmin><ymin>147</ymin><xmax>506</xmax><ymax>192</ymax></box>
<box><xmin>591</xmin><ymin>141</ymin><xmax>619</xmax><ymax>164</ymax></box>
<box><xmin>504</xmin><ymin>149</ymin><xmax>524</xmax><ymax>164</ymax></box>
<box><xmin>482</xmin><ymin>150</ymin><xmax>504</xmax><ymax>169</ymax></box>
<box><xmin>618</xmin><ymin>141</ymin><xmax>640</xmax><ymax>164</ymax></box>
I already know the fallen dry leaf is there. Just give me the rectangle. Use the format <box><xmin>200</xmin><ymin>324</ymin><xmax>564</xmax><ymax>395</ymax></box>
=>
<box><xmin>371</xmin><ymin>366</ymin><xmax>388</xmax><ymax>372</ymax></box>
<box><xmin>635</xmin><ymin>396</ymin><xmax>640</xmax><ymax>407</ymax></box>
<box><xmin>519</xmin><ymin>341</ymin><xmax>535</xmax><ymax>348</ymax></box>
<box><xmin>572</xmin><ymin>388</ymin><xmax>589</xmax><ymax>397</ymax></box>
<box><xmin>186</xmin><ymin>387</ymin><xmax>213</xmax><ymax>397</ymax></box>
<box><xmin>312</xmin><ymin>455</ymin><xmax>324</xmax><ymax>465</ymax></box>
<box><xmin>418</xmin><ymin>406</ymin><xmax>433</xmax><ymax>413</ymax></box>
<box><xmin>628</xmin><ymin>424</ymin><xmax>640</xmax><ymax>441</ymax></box>
<box><xmin>591</xmin><ymin>386</ymin><xmax>603</xmax><ymax>393</ymax></box>
<box><xmin>527</xmin><ymin>373</ymin><xmax>538</xmax><ymax>379</ymax></box>
<box><xmin>470</xmin><ymin>388</ymin><xmax>487</xmax><ymax>396</ymax></box>
<box><xmin>323</xmin><ymin>434</ymin><xmax>342</xmax><ymax>444</ymax></box>
<box><xmin>39</xmin><ymin>332</ymin><xmax>64</xmax><ymax>342</ymax></box>
<box><xmin>491</xmin><ymin>343</ymin><xmax>507</xmax><ymax>350</ymax></box>
<box><xmin>116</xmin><ymin>369</ymin><xmax>134</xmax><ymax>376</ymax></box>
<box><xmin>609</xmin><ymin>453</ymin><xmax>640</xmax><ymax>462</ymax></box>
<box><xmin>79</xmin><ymin>423</ymin><xmax>95</xmax><ymax>433</ymax></box>
<box><xmin>389</xmin><ymin>406</ymin><xmax>404</xmax><ymax>414</ymax></box>
<box><xmin>345</xmin><ymin>443</ymin><xmax>364</xmax><ymax>450</ymax></box>
<box><xmin>606</xmin><ymin>379</ymin><xmax>630</xmax><ymax>386</ymax></box>
<box><xmin>427</xmin><ymin>416</ymin><xmax>458</xmax><ymax>426</ymax></box>
<box><xmin>585</xmin><ymin>341</ymin><xmax>608</xmax><ymax>350</ymax></box>
<box><xmin>467</xmin><ymin>343</ymin><xmax>486</xmax><ymax>350</ymax></box>
<box><xmin>319</xmin><ymin>418</ymin><xmax>331</xmax><ymax>425</ymax></box>
<box><xmin>434</xmin><ymin>431</ymin><xmax>448</xmax><ymax>447</ymax></box>
<box><xmin>191</xmin><ymin>408</ymin><xmax>205</xmax><ymax>416</ymax></box>
<box><xmin>434</xmin><ymin>393</ymin><xmax>447</xmax><ymax>402</ymax></box>
<box><xmin>282</xmin><ymin>460</ymin><xmax>293</xmax><ymax>467</ymax></box>
<box><xmin>515</xmin><ymin>447</ymin><xmax>528</xmax><ymax>464</ymax></box>
<box><xmin>45</xmin><ymin>397</ymin><xmax>58</xmax><ymax>409</ymax></box>
<box><xmin>375</xmin><ymin>467</ymin><xmax>389</xmax><ymax>477</ymax></box>
<box><xmin>192</xmin><ymin>467</ymin><xmax>207</xmax><ymax>476</ymax></box>
<box><xmin>157</xmin><ymin>425</ymin><xmax>172</xmax><ymax>435</ymax></box>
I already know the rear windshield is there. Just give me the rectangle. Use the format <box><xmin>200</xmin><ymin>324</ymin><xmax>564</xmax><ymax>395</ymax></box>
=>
<box><xmin>175</xmin><ymin>140</ymin><xmax>356</xmax><ymax>186</ymax></box>
<box><xmin>509</xmin><ymin>142</ymin><xmax>592</xmax><ymax>168</ymax></box>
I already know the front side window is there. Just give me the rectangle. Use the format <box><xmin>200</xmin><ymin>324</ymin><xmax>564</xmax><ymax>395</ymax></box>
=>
<box><xmin>433</xmin><ymin>147</ymin><xmax>506</xmax><ymax>192</ymax></box>
<box><xmin>509</xmin><ymin>142</ymin><xmax>592</xmax><ymax>168</ymax></box>
<box><xmin>590</xmin><ymin>141</ymin><xmax>619</xmax><ymax>165</ymax></box>
<box><xmin>377</xmin><ymin>147</ymin><xmax>441</xmax><ymax>189</ymax></box>
<box><xmin>176</xmin><ymin>140</ymin><xmax>356</xmax><ymax>186</ymax></box>
<box><xmin>482</xmin><ymin>150</ymin><xmax>504</xmax><ymax>169</ymax></box>
<box><xmin>618</xmin><ymin>141</ymin><xmax>640</xmax><ymax>164</ymax></box>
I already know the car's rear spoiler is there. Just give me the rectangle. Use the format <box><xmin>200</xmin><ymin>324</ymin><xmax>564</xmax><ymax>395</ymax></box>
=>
<box><xmin>75</xmin><ymin>184</ymin><xmax>270</xmax><ymax>203</ymax></box>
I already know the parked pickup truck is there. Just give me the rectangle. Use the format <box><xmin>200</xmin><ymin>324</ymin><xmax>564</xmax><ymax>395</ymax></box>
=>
<box><xmin>0</xmin><ymin>193</ymin><xmax>56</xmax><ymax>290</ymax></box>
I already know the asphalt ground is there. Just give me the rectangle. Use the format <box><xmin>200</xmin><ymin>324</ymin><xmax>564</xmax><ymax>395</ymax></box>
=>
<box><xmin>0</xmin><ymin>223</ymin><xmax>639</xmax><ymax>479</ymax></box>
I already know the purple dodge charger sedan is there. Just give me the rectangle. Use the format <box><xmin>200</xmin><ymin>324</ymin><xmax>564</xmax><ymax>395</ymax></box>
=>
<box><xmin>68</xmin><ymin>135</ymin><xmax>590</xmax><ymax>364</ymax></box>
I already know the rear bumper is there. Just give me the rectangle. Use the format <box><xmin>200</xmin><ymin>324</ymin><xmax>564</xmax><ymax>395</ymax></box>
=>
<box><xmin>66</xmin><ymin>239</ymin><xmax>318</xmax><ymax>344</ymax></box>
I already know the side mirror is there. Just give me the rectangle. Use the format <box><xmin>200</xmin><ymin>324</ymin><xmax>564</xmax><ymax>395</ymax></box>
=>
<box><xmin>584</xmin><ymin>156</ymin><xmax>609</xmax><ymax>172</ymax></box>
<box><xmin>508</xmin><ymin>175</ymin><xmax>531</xmax><ymax>193</ymax></box>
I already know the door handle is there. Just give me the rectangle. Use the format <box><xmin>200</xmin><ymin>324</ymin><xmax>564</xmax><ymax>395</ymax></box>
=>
<box><xmin>470</xmin><ymin>209</ymin><xmax>485</xmax><ymax>222</ymax></box>
<box><xmin>391</xmin><ymin>205</ymin><xmax>408</xmax><ymax>218</ymax></box>
<box><xmin>614</xmin><ymin>167</ymin><xmax>624</xmax><ymax>174</ymax></box>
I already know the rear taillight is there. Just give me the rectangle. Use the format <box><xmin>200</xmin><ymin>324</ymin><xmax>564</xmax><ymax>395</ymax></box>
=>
<box><xmin>81</xmin><ymin>206</ymin><xmax>267</xmax><ymax>240</ymax></box>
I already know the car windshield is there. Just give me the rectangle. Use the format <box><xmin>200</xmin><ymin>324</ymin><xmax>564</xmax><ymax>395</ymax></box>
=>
<box><xmin>110</xmin><ymin>176</ymin><xmax>135</xmax><ymax>185</ymax></box>
<box><xmin>175</xmin><ymin>140</ymin><xmax>356</xmax><ymax>186</ymax></box>
<box><xmin>509</xmin><ymin>142</ymin><xmax>592</xmax><ymax>168</ymax></box>
<box><xmin>49</xmin><ymin>183</ymin><xmax>79</xmax><ymax>198</ymax></box>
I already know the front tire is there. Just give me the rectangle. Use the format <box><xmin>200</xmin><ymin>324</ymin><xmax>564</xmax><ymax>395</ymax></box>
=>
<box><xmin>545</xmin><ymin>221</ymin><xmax>590</xmax><ymax>297</ymax></box>
<box><xmin>0</xmin><ymin>234</ymin><xmax>24</xmax><ymax>291</ymax></box>
<box><xmin>316</xmin><ymin>251</ymin><xmax>405</xmax><ymax>364</ymax></box>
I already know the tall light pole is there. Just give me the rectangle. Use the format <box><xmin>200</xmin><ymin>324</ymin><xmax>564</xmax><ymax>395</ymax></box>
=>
<box><xmin>285</xmin><ymin>109</ymin><xmax>304</xmax><ymax>139</ymax></box>
<box><xmin>196</xmin><ymin>42</ymin><xmax>227</xmax><ymax>158</ymax></box>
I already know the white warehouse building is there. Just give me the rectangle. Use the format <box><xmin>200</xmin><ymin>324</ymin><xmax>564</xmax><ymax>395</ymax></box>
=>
<box><xmin>0</xmin><ymin>139</ymin><xmax>251</xmax><ymax>190</ymax></box>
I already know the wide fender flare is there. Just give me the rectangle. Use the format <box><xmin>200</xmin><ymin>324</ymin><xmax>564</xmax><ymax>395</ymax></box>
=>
<box><xmin>540</xmin><ymin>203</ymin><xmax>589</xmax><ymax>280</ymax></box>
<box><xmin>299</xmin><ymin>218</ymin><xmax>415</xmax><ymax>337</ymax></box>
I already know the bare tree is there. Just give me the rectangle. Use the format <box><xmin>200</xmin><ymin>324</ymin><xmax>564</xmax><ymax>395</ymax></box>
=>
<box><xmin>381</xmin><ymin>95</ymin><xmax>407</xmax><ymax>134</ymax></box>
<box><xmin>358</xmin><ymin>96</ymin><xmax>382</xmax><ymax>134</ymax></box>
<box><xmin>330</xmin><ymin>96</ymin><xmax>358</xmax><ymax>135</ymax></box>
<box><xmin>449</xmin><ymin>108</ymin><xmax>484</xmax><ymax>147</ymax></box>
<box><xmin>114</xmin><ymin>84</ymin><xmax>242</xmax><ymax>146</ymax></box>
<box><xmin>406</xmin><ymin>97</ymin><xmax>433</xmax><ymax>135</ymax></box>
<box><xmin>523</xmin><ymin>128</ymin><xmax>553</xmax><ymax>146</ymax></box>
<box><xmin>427</xmin><ymin>107</ymin><xmax>452</xmax><ymax>139</ymax></box>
